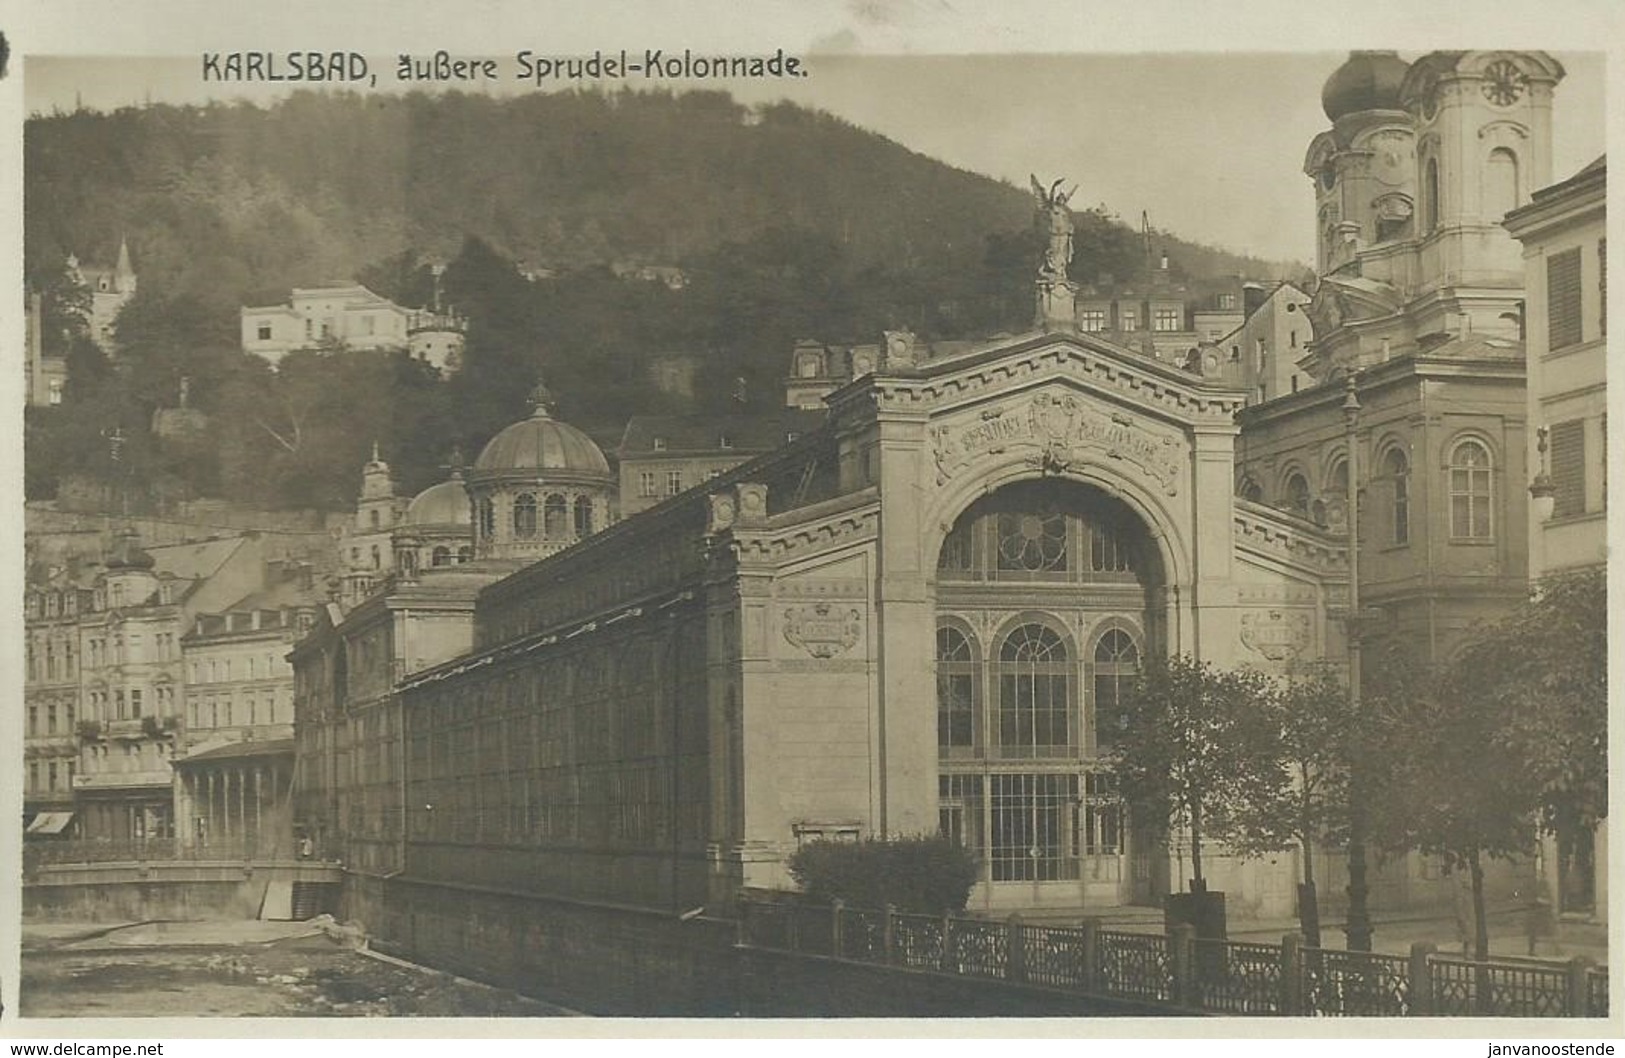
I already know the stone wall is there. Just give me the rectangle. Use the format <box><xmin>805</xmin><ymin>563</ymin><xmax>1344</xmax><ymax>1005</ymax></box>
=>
<box><xmin>342</xmin><ymin>875</ymin><xmax>740</xmax><ymax>1016</ymax></box>
<box><xmin>341</xmin><ymin>874</ymin><xmax>1180</xmax><ymax>1017</ymax></box>
<box><xmin>736</xmin><ymin>947</ymin><xmax>1176</xmax><ymax>1017</ymax></box>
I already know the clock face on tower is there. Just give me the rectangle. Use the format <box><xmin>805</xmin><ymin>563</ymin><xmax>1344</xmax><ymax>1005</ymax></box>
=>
<box><xmin>1482</xmin><ymin>60</ymin><xmax>1526</xmax><ymax>106</ymax></box>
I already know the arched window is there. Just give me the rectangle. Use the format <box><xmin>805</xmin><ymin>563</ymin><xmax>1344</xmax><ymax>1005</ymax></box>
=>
<box><xmin>1424</xmin><ymin>157</ymin><xmax>1441</xmax><ymax>232</ymax></box>
<box><xmin>1386</xmin><ymin>448</ymin><xmax>1410</xmax><ymax>545</ymax></box>
<box><xmin>543</xmin><ymin>494</ymin><xmax>569</xmax><ymax>538</ymax></box>
<box><xmin>998</xmin><ymin>507</ymin><xmax>1068</xmax><ymax>573</ymax></box>
<box><xmin>512</xmin><ymin>494</ymin><xmax>538</xmax><ymax>539</ymax></box>
<box><xmin>937</xmin><ymin>625</ymin><xmax>979</xmax><ymax>757</ymax></box>
<box><xmin>1449</xmin><ymin>439</ymin><xmax>1493</xmax><ymax>538</ymax></box>
<box><xmin>573</xmin><ymin>495</ymin><xmax>594</xmax><ymax>539</ymax></box>
<box><xmin>1239</xmin><ymin>478</ymin><xmax>1264</xmax><ymax>503</ymax></box>
<box><xmin>457</xmin><ymin>546</ymin><xmax>473</xmax><ymax>564</ymax></box>
<box><xmin>399</xmin><ymin>551</ymin><xmax>417</xmax><ymax>577</ymax></box>
<box><xmin>1091</xmin><ymin>629</ymin><xmax>1139</xmax><ymax>754</ymax></box>
<box><xmin>996</xmin><ymin>623</ymin><xmax>1073</xmax><ymax>757</ymax></box>
<box><xmin>1327</xmin><ymin>458</ymin><xmax>1349</xmax><ymax>498</ymax></box>
<box><xmin>478</xmin><ymin>498</ymin><xmax>495</xmax><ymax>540</ymax></box>
<box><xmin>1484</xmin><ymin>147</ymin><xmax>1520</xmax><ymax>221</ymax></box>
<box><xmin>431</xmin><ymin>546</ymin><xmax>451</xmax><ymax>567</ymax></box>
<box><xmin>1284</xmin><ymin>472</ymin><xmax>1310</xmax><ymax>517</ymax></box>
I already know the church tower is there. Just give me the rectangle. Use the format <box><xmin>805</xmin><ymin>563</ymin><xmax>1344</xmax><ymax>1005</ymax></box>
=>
<box><xmin>1300</xmin><ymin>51</ymin><xmax>1565</xmax><ymax>379</ymax></box>
<box><xmin>356</xmin><ymin>442</ymin><xmax>399</xmax><ymax>536</ymax></box>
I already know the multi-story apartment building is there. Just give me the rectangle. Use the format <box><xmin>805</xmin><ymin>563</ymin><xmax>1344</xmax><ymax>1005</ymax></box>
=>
<box><xmin>1504</xmin><ymin>154</ymin><xmax>1607</xmax><ymax>920</ymax></box>
<box><xmin>173</xmin><ymin>569</ymin><xmax>320</xmax><ymax>856</ymax></box>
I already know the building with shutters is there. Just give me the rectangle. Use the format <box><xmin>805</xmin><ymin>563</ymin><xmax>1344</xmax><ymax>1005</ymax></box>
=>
<box><xmin>1504</xmin><ymin>155</ymin><xmax>1607</xmax><ymax>923</ymax></box>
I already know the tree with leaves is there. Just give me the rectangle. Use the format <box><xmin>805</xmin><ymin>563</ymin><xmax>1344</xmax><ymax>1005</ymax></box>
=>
<box><xmin>1386</xmin><ymin>656</ymin><xmax>1540</xmax><ymax>962</ymax></box>
<box><xmin>1223</xmin><ymin>663</ymin><xmax>1354</xmax><ymax>947</ymax></box>
<box><xmin>1112</xmin><ymin>655</ymin><xmax>1285</xmax><ymax>893</ymax></box>
<box><xmin>1454</xmin><ymin>570</ymin><xmax>1607</xmax><ymax>917</ymax></box>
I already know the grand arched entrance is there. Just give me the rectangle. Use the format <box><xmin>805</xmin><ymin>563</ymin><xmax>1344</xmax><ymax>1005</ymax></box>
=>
<box><xmin>933</xmin><ymin>478</ymin><xmax>1166</xmax><ymax>910</ymax></box>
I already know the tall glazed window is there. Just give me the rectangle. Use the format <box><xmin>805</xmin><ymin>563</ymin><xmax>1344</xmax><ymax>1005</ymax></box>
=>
<box><xmin>1090</xmin><ymin>628</ymin><xmax>1139</xmax><ymax>754</ymax></box>
<box><xmin>1385</xmin><ymin>448</ymin><xmax>1410</xmax><ymax>545</ymax></box>
<box><xmin>936</xmin><ymin>625</ymin><xmax>980</xmax><ymax>758</ymax></box>
<box><xmin>995</xmin><ymin>623</ymin><xmax>1073</xmax><ymax>758</ymax></box>
<box><xmin>1448</xmin><ymin>439</ymin><xmax>1494</xmax><ymax>539</ymax></box>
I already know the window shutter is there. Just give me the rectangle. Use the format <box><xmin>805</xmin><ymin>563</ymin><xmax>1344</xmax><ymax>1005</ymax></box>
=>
<box><xmin>1600</xmin><ymin>238</ymin><xmax>1607</xmax><ymax>337</ymax></box>
<box><xmin>1548</xmin><ymin>248</ymin><xmax>1583</xmax><ymax>349</ymax></box>
<box><xmin>1550</xmin><ymin>418</ymin><xmax>1587</xmax><ymax>517</ymax></box>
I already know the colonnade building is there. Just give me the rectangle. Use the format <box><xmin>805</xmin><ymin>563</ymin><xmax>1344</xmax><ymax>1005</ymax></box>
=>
<box><xmin>290</xmin><ymin>49</ymin><xmax>1581</xmax><ymax>920</ymax></box>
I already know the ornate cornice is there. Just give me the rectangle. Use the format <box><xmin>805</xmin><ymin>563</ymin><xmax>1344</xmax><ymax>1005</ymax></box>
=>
<box><xmin>844</xmin><ymin>337</ymin><xmax>1246</xmax><ymax>425</ymax></box>
<box><xmin>731</xmin><ymin>500</ymin><xmax>880</xmax><ymax>563</ymax></box>
<box><xmin>1233</xmin><ymin>500</ymin><xmax>1349</xmax><ymax>574</ymax></box>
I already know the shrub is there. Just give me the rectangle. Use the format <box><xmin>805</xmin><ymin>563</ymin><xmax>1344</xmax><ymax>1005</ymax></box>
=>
<box><xmin>786</xmin><ymin>835</ymin><xmax>980</xmax><ymax>914</ymax></box>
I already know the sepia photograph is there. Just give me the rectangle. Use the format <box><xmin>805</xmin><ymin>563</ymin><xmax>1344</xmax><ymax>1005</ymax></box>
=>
<box><xmin>5</xmin><ymin>2</ymin><xmax>1616</xmax><ymax>1040</ymax></box>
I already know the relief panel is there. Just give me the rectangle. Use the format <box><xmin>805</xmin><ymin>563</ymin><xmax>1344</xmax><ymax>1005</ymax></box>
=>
<box><xmin>927</xmin><ymin>388</ymin><xmax>1187</xmax><ymax>494</ymax></box>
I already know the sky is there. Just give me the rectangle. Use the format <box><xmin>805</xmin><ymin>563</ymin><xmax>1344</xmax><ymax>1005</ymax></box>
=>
<box><xmin>21</xmin><ymin>50</ymin><xmax>1606</xmax><ymax>266</ymax></box>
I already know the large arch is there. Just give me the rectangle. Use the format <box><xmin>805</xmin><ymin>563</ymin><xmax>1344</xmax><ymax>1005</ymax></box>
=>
<box><xmin>922</xmin><ymin>457</ymin><xmax>1190</xmax><ymax>607</ymax></box>
<box><xmin>929</xmin><ymin>474</ymin><xmax>1171</xmax><ymax>907</ymax></box>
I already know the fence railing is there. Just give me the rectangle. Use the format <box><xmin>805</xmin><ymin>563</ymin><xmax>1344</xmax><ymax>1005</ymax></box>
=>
<box><xmin>23</xmin><ymin>838</ymin><xmax>298</xmax><ymax>869</ymax></box>
<box><xmin>738</xmin><ymin>898</ymin><xmax>1608</xmax><ymax>1018</ymax></box>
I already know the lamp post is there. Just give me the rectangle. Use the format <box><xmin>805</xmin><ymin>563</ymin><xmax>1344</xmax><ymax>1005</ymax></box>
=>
<box><xmin>1341</xmin><ymin>372</ymin><xmax>1373</xmax><ymax>952</ymax></box>
<box><xmin>1528</xmin><ymin>425</ymin><xmax>1557</xmax><ymax>523</ymax></box>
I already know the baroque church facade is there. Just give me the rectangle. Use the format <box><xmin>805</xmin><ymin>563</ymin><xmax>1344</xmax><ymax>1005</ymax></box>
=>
<box><xmin>290</xmin><ymin>49</ymin><xmax>1573</xmax><ymax>921</ymax></box>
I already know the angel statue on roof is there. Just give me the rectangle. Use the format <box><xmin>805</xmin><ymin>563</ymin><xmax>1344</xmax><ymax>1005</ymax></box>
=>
<box><xmin>1030</xmin><ymin>175</ymin><xmax>1077</xmax><ymax>281</ymax></box>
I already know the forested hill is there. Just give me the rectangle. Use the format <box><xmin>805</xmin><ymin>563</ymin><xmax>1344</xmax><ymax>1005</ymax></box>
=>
<box><xmin>25</xmin><ymin>89</ymin><xmax>1300</xmax><ymax>513</ymax></box>
<box><xmin>25</xmin><ymin>88</ymin><xmax>1290</xmax><ymax>305</ymax></box>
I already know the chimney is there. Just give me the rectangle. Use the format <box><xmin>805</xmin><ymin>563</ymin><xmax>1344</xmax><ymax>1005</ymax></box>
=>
<box><xmin>1243</xmin><ymin>283</ymin><xmax>1266</xmax><ymax>317</ymax></box>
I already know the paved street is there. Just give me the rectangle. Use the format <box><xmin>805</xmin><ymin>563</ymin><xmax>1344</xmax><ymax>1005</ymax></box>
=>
<box><xmin>19</xmin><ymin>919</ymin><xmax>583</xmax><ymax>1018</ymax></box>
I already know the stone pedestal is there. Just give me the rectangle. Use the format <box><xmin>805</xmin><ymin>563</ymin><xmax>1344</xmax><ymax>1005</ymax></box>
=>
<box><xmin>1035</xmin><ymin>279</ymin><xmax>1078</xmax><ymax>333</ymax></box>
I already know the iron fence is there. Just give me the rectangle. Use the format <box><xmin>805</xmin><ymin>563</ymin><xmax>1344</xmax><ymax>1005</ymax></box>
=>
<box><xmin>1194</xmin><ymin>938</ymin><xmax>1283</xmax><ymax>1015</ymax></box>
<box><xmin>1095</xmin><ymin>929</ymin><xmax>1174</xmax><ymax>1003</ymax></box>
<box><xmin>892</xmin><ymin>913</ymin><xmax>948</xmax><ymax>972</ymax></box>
<box><xmin>1299</xmin><ymin>947</ymin><xmax>1412</xmax><ymax>1016</ymax></box>
<box><xmin>1021</xmin><ymin>923</ymin><xmax>1089</xmax><ymax>990</ymax></box>
<box><xmin>838</xmin><ymin>906</ymin><xmax>887</xmax><ymax>964</ymax></box>
<box><xmin>1587</xmin><ymin>969</ymin><xmax>1609</xmax><ymax>1018</ymax></box>
<box><xmin>945</xmin><ymin>916</ymin><xmax>1009</xmax><ymax>980</ymax></box>
<box><xmin>737</xmin><ymin>897</ymin><xmax>1607</xmax><ymax>1018</ymax></box>
<box><xmin>1431</xmin><ymin>956</ymin><xmax>1571</xmax><ymax>1017</ymax></box>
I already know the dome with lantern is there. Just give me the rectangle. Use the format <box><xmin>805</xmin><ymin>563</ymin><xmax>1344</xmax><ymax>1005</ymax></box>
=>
<box><xmin>465</xmin><ymin>381</ymin><xmax>615</xmax><ymax>562</ymax></box>
<box><xmin>473</xmin><ymin>381</ymin><xmax>612</xmax><ymax>479</ymax></box>
<box><xmin>392</xmin><ymin>465</ymin><xmax>476</xmax><ymax>576</ymax></box>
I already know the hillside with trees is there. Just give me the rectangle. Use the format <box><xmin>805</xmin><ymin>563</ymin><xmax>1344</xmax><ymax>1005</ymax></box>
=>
<box><xmin>26</xmin><ymin>89</ymin><xmax>1299</xmax><ymax>512</ymax></box>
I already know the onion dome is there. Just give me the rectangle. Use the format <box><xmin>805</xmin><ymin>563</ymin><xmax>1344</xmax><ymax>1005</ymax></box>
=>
<box><xmin>403</xmin><ymin>472</ymin><xmax>472</xmax><ymax>527</ymax></box>
<box><xmin>473</xmin><ymin>382</ymin><xmax>611</xmax><ymax>477</ymax></box>
<box><xmin>1322</xmin><ymin>51</ymin><xmax>1410</xmax><ymax>121</ymax></box>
